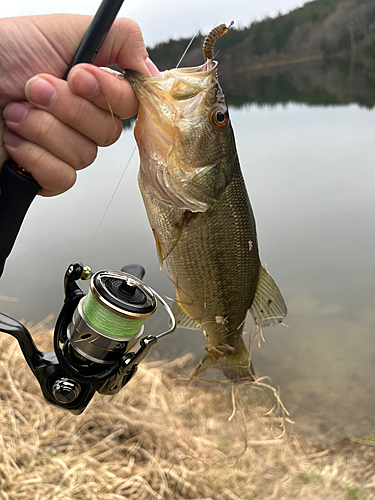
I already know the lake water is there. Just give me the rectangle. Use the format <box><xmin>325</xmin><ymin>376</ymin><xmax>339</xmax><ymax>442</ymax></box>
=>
<box><xmin>1</xmin><ymin>67</ymin><xmax>374</xmax><ymax>442</ymax></box>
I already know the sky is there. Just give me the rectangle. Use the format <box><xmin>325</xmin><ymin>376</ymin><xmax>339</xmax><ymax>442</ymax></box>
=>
<box><xmin>1</xmin><ymin>0</ymin><xmax>304</xmax><ymax>47</ymax></box>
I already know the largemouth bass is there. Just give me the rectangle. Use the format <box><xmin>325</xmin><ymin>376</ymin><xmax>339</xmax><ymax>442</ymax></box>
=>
<box><xmin>126</xmin><ymin>28</ymin><xmax>287</xmax><ymax>380</ymax></box>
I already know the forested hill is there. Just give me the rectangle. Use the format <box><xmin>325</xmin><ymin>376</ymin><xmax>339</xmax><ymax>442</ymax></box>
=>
<box><xmin>148</xmin><ymin>0</ymin><xmax>375</xmax><ymax>72</ymax></box>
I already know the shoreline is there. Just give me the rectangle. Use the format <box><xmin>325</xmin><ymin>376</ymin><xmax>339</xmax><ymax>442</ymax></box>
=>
<box><xmin>1</xmin><ymin>322</ymin><xmax>375</xmax><ymax>499</ymax></box>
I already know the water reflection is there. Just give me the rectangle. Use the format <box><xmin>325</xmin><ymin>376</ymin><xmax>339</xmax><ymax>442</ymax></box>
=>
<box><xmin>221</xmin><ymin>60</ymin><xmax>375</xmax><ymax>108</ymax></box>
<box><xmin>122</xmin><ymin>59</ymin><xmax>375</xmax><ymax>118</ymax></box>
<box><xmin>0</xmin><ymin>65</ymin><xmax>374</xmax><ymax>442</ymax></box>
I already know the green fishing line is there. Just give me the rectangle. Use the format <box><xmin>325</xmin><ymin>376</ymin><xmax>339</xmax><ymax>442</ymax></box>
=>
<box><xmin>83</xmin><ymin>289</ymin><xmax>146</xmax><ymax>338</ymax></box>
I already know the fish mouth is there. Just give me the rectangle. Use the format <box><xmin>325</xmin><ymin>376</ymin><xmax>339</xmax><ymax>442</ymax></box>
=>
<box><xmin>124</xmin><ymin>60</ymin><xmax>218</xmax><ymax>115</ymax></box>
<box><xmin>125</xmin><ymin>60</ymin><xmax>221</xmax><ymax>212</ymax></box>
<box><xmin>125</xmin><ymin>60</ymin><xmax>218</xmax><ymax>83</ymax></box>
<box><xmin>161</xmin><ymin>60</ymin><xmax>218</xmax><ymax>77</ymax></box>
<box><xmin>125</xmin><ymin>59</ymin><xmax>219</xmax><ymax>155</ymax></box>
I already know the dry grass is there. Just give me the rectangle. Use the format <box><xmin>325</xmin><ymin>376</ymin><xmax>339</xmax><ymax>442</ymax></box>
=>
<box><xmin>1</xmin><ymin>320</ymin><xmax>375</xmax><ymax>500</ymax></box>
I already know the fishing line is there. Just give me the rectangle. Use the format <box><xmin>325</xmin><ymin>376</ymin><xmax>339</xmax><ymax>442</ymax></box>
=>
<box><xmin>84</xmin><ymin>141</ymin><xmax>138</xmax><ymax>257</ymax></box>
<box><xmin>232</xmin><ymin>0</ymin><xmax>250</xmax><ymax>26</ymax></box>
<box><xmin>176</xmin><ymin>29</ymin><xmax>201</xmax><ymax>69</ymax></box>
<box><xmin>83</xmin><ymin>287</ymin><xmax>147</xmax><ymax>337</ymax></box>
<box><xmin>176</xmin><ymin>0</ymin><xmax>216</xmax><ymax>68</ymax></box>
<box><xmin>84</xmin><ymin>83</ymin><xmax>155</xmax><ymax>259</ymax></box>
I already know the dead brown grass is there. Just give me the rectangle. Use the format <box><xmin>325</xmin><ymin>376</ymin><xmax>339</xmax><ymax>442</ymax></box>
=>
<box><xmin>1</xmin><ymin>320</ymin><xmax>375</xmax><ymax>500</ymax></box>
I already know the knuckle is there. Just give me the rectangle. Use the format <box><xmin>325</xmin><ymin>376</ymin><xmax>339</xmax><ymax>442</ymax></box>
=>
<box><xmin>125</xmin><ymin>18</ymin><xmax>142</xmax><ymax>37</ymax></box>
<box><xmin>72</xmin><ymin>140</ymin><xmax>97</xmax><ymax>170</ymax></box>
<box><xmin>13</xmin><ymin>139</ymin><xmax>77</xmax><ymax>196</ymax></box>
<box><xmin>66</xmin><ymin>98</ymin><xmax>88</xmax><ymax>125</ymax></box>
<box><xmin>98</xmin><ymin>115</ymin><xmax>122</xmax><ymax>147</ymax></box>
<box><xmin>32</xmin><ymin>110</ymin><xmax>55</xmax><ymax>139</ymax></box>
<box><xmin>61</xmin><ymin>168</ymin><xmax>77</xmax><ymax>191</ymax></box>
<box><xmin>27</xmin><ymin>147</ymin><xmax>76</xmax><ymax>193</ymax></box>
<box><xmin>27</xmin><ymin>146</ymin><xmax>50</xmax><ymax>171</ymax></box>
<box><xmin>54</xmin><ymin>167</ymin><xmax>76</xmax><ymax>193</ymax></box>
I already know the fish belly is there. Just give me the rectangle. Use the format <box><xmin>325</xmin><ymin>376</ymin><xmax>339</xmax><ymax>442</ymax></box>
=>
<box><xmin>139</xmin><ymin>166</ymin><xmax>260</xmax><ymax>353</ymax></box>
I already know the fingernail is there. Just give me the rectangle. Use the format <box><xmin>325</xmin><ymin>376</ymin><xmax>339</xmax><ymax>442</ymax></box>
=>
<box><xmin>26</xmin><ymin>77</ymin><xmax>57</xmax><ymax>107</ymax></box>
<box><xmin>4</xmin><ymin>131</ymin><xmax>24</xmax><ymax>148</ymax></box>
<box><xmin>3</xmin><ymin>102</ymin><xmax>29</xmax><ymax>123</ymax></box>
<box><xmin>145</xmin><ymin>57</ymin><xmax>161</xmax><ymax>77</ymax></box>
<box><xmin>69</xmin><ymin>68</ymin><xmax>99</xmax><ymax>96</ymax></box>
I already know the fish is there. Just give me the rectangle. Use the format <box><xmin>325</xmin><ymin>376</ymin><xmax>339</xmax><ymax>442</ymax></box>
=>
<box><xmin>125</xmin><ymin>25</ymin><xmax>287</xmax><ymax>380</ymax></box>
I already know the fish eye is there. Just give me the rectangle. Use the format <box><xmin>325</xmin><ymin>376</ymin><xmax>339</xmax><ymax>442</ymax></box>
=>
<box><xmin>210</xmin><ymin>108</ymin><xmax>229</xmax><ymax>128</ymax></box>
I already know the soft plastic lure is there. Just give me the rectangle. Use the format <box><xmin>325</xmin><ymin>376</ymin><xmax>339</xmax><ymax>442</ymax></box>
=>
<box><xmin>203</xmin><ymin>21</ymin><xmax>234</xmax><ymax>61</ymax></box>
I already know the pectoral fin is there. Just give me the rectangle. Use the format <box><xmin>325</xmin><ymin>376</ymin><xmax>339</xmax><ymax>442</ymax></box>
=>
<box><xmin>250</xmin><ymin>265</ymin><xmax>287</xmax><ymax>327</ymax></box>
<box><xmin>152</xmin><ymin>229</ymin><xmax>164</xmax><ymax>271</ymax></box>
<box><xmin>153</xmin><ymin>212</ymin><xmax>194</xmax><ymax>271</ymax></box>
<box><xmin>162</xmin><ymin>211</ymin><xmax>194</xmax><ymax>262</ymax></box>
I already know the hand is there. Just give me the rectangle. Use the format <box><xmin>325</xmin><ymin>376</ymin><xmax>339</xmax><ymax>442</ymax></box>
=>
<box><xmin>0</xmin><ymin>14</ymin><xmax>159</xmax><ymax>196</ymax></box>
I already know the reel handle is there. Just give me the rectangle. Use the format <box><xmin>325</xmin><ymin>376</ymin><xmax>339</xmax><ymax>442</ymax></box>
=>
<box><xmin>121</xmin><ymin>264</ymin><xmax>145</xmax><ymax>280</ymax></box>
<box><xmin>0</xmin><ymin>310</ymin><xmax>96</xmax><ymax>414</ymax></box>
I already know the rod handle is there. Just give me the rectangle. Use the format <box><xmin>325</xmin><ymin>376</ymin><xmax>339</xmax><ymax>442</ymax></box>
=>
<box><xmin>0</xmin><ymin>159</ymin><xmax>41</xmax><ymax>276</ymax></box>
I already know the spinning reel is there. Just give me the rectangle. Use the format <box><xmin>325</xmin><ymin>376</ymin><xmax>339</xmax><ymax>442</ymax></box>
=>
<box><xmin>0</xmin><ymin>262</ymin><xmax>175</xmax><ymax>414</ymax></box>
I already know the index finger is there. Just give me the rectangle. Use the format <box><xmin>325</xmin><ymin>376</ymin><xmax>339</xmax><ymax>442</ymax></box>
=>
<box><xmin>68</xmin><ymin>64</ymin><xmax>138</xmax><ymax>119</ymax></box>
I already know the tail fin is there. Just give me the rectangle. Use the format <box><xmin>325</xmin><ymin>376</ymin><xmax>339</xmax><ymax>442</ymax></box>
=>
<box><xmin>193</xmin><ymin>339</ymin><xmax>255</xmax><ymax>381</ymax></box>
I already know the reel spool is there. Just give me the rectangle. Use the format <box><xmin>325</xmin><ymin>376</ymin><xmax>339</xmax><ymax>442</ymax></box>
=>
<box><xmin>68</xmin><ymin>270</ymin><xmax>157</xmax><ymax>364</ymax></box>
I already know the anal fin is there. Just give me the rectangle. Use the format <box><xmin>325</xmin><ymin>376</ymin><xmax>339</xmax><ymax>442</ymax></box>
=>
<box><xmin>192</xmin><ymin>339</ymin><xmax>255</xmax><ymax>381</ymax></box>
<box><xmin>250</xmin><ymin>265</ymin><xmax>287</xmax><ymax>327</ymax></box>
<box><xmin>172</xmin><ymin>301</ymin><xmax>201</xmax><ymax>330</ymax></box>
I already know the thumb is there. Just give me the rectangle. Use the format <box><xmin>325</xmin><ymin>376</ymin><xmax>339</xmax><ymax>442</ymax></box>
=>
<box><xmin>93</xmin><ymin>17</ymin><xmax>161</xmax><ymax>76</ymax></box>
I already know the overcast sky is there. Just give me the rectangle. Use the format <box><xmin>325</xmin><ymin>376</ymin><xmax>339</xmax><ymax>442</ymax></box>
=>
<box><xmin>2</xmin><ymin>0</ymin><xmax>304</xmax><ymax>47</ymax></box>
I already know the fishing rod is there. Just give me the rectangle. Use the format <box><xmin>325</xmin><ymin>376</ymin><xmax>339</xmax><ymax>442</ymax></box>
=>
<box><xmin>0</xmin><ymin>0</ymin><xmax>176</xmax><ymax>414</ymax></box>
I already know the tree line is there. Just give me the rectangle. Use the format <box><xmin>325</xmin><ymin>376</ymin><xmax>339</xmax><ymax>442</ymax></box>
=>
<box><xmin>148</xmin><ymin>0</ymin><xmax>375</xmax><ymax>71</ymax></box>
